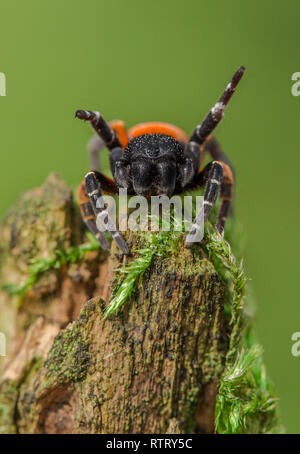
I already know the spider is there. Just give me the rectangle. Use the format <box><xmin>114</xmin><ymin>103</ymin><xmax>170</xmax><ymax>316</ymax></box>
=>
<box><xmin>76</xmin><ymin>66</ymin><xmax>245</xmax><ymax>255</ymax></box>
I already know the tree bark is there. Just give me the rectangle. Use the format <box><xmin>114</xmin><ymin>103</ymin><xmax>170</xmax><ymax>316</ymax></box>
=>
<box><xmin>0</xmin><ymin>174</ymin><xmax>278</xmax><ymax>434</ymax></box>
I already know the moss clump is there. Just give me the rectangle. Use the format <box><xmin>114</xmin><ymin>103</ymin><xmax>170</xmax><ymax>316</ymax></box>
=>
<box><xmin>106</xmin><ymin>216</ymin><xmax>192</xmax><ymax>318</ymax></box>
<box><xmin>0</xmin><ymin>380</ymin><xmax>19</xmax><ymax>434</ymax></box>
<box><xmin>0</xmin><ymin>356</ymin><xmax>44</xmax><ymax>434</ymax></box>
<box><xmin>45</xmin><ymin>323</ymin><xmax>91</xmax><ymax>386</ymax></box>
<box><xmin>204</xmin><ymin>221</ymin><xmax>282</xmax><ymax>433</ymax></box>
<box><xmin>2</xmin><ymin>232</ymin><xmax>101</xmax><ymax>300</ymax></box>
<box><xmin>203</xmin><ymin>224</ymin><xmax>246</xmax><ymax>360</ymax></box>
<box><xmin>215</xmin><ymin>338</ymin><xmax>281</xmax><ymax>434</ymax></box>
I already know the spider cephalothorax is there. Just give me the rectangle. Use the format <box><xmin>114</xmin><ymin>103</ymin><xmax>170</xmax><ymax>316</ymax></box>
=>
<box><xmin>76</xmin><ymin>66</ymin><xmax>246</xmax><ymax>254</ymax></box>
<box><xmin>115</xmin><ymin>134</ymin><xmax>192</xmax><ymax>197</ymax></box>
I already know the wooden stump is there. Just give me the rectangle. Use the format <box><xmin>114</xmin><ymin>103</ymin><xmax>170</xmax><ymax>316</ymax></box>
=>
<box><xmin>0</xmin><ymin>174</ymin><xmax>280</xmax><ymax>434</ymax></box>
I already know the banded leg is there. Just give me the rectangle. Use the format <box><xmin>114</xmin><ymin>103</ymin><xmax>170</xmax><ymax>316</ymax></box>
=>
<box><xmin>86</xmin><ymin>120</ymin><xmax>129</xmax><ymax>172</ymax></box>
<box><xmin>217</xmin><ymin>163</ymin><xmax>234</xmax><ymax>234</ymax></box>
<box><xmin>75</xmin><ymin>110</ymin><xmax>124</xmax><ymax>175</ymax></box>
<box><xmin>204</xmin><ymin>135</ymin><xmax>234</xmax><ymax>171</ymax></box>
<box><xmin>78</xmin><ymin>180</ymin><xmax>110</xmax><ymax>251</ymax></box>
<box><xmin>204</xmin><ymin>135</ymin><xmax>235</xmax><ymax>216</ymax></box>
<box><xmin>87</xmin><ymin>135</ymin><xmax>105</xmax><ymax>172</ymax></box>
<box><xmin>189</xmin><ymin>66</ymin><xmax>245</xmax><ymax>146</ymax></box>
<box><xmin>186</xmin><ymin>161</ymin><xmax>223</xmax><ymax>247</ymax></box>
<box><xmin>85</xmin><ymin>171</ymin><xmax>129</xmax><ymax>255</ymax></box>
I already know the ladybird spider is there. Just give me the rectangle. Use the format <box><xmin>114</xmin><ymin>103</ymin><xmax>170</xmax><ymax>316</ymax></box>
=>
<box><xmin>76</xmin><ymin>66</ymin><xmax>245</xmax><ymax>255</ymax></box>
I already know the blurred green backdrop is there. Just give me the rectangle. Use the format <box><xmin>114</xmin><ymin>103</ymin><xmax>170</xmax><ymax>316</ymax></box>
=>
<box><xmin>0</xmin><ymin>0</ymin><xmax>299</xmax><ymax>432</ymax></box>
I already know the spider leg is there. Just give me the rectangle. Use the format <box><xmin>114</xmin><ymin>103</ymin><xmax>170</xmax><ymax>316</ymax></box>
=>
<box><xmin>78</xmin><ymin>180</ymin><xmax>110</xmax><ymax>251</ymax></box>
<box><xmin>189</xmin><ymin>66</ymin><xmax>245</xmax><ymax>146</ymax></box>
<box><xmin>182</xmin><ymin>67</ymin><xmax>244</xmax><ymax>182</ymax></box>
<box><xmin>185</xmin><ymin>161</ymin><xmax>224</xmax><ymax>247</ymax></box>
<box><xmin>204</xmin><ymin>135</ymin><xmax>233</xmax><ymax>171</ymax></box>
<box><xmin>87</xmin><ymin>135</ymin><xmax>105</xmax><ymax>172</ymax></box>
<box><xmin>216</xmin><ymin>163</ymin><xmax>234</xmax><ymax>234</ymax></box>
<box><xmin>204</xmin><ymin>135</ymin><xmax>235</xmax><ymax>216</ymax></box>
<box><xmin>84</xmin><ymin>171</ymin><xmax>129</xmax><ymax>255</ymax></box>
<box><xmin>184</xmin><ymin>141</ymin><xmax>204</xmax><ymax>176</ymax></box>
<box><xmin>185</xmin><ymin>160</ymin><xmax>234</xmax><ymax>244</ymax></box>
<box><xmin>85</xmin><ymin>120</ymin><xmax>129</xmax><ymax>173</ymax></box>
<box><xmin>75</xmin><ymin>110</ymin><xmax>124</xmax><ymax>175</ymax></box>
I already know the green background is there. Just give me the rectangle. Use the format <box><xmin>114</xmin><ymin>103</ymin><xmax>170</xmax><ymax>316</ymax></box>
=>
<box><xmin>0</xmin><ymin>0</ymin><xmax>299</xmax><ymax>432</ymax></box>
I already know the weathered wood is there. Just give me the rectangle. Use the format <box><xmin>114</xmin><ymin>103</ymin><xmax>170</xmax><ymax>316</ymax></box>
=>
<box><xmin>0</xmin><ymin>174</ymin><xmax>279</xmax><ymax>434</ymax></box>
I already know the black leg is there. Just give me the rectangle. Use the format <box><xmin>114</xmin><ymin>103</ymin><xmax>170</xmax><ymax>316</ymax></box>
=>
<box><xmin>87</xmin><ymin>135</ymin><xmax>105</xmax><ymax>172</ymax></box>
<box><xmin>75</xmin><ymin>110</ymin><xmax>120</xmax><ymax>148</ymax></box>
<box><xmin>216</xmin><ymin>163</ymin><xmax>234</xmax><ymax>234</ymax></box>
<box><xmin>204</xmin><ymin>135</ymin><xmax>235</xmax><ymax>217</ymax></box>
<box><xmin>78</xmin><ymin>180</ymin><xmax>110</xmax><ymax>251</ymax></box>
<box><xmin>84</xmin><ymin>171</ymin><xmax>129</xmax><ymax>255</ymax></box>
<box><xmin>189</xmin><ymin>66</ymin><xmax>245</xmax><ymax>146</ymax></box>
<box><xmin>204</xmin><ymin>135</ymin><xmax>234</xmax><ymax>172</ymax></box>
<box><xmin>184</xmin><ymin>141</ymin><xmax>204</xmax><ymax>175</ymax></box>
<box><xmin>75</xmin><ymin>110</ymin><xmax>123</xmax><ymax>175</ymax></box>
<box><xmin>185</xmin><ymin>161</ymin><xmax>224</xmax><ymax>247</ymax></box>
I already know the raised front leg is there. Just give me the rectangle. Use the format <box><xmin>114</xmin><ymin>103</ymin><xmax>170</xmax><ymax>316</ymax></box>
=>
<box><xmin>75</xmin><ymin>110</ymin><xmax>125</xmax><ymax>175</ymax></box>
<box><xmin>189</xmin><ymin>66</ymin><xmax>245</xmax><ymax>146</ymax></box>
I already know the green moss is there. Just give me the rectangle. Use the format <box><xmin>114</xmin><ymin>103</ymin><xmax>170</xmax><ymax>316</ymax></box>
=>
<box><xmin>0</xmin><ymin>380</ymin><xmax>19</xmax><ymax>434</ymax></box>
<box><xmin>105</xmin><ymin>244</ymin><xmax>154</xmax><ymax>318</ymax></box>
<box><xmin>2</xmin><ymin>232</ymin><xmax>101</xmax><ymax>301</ymax></box>
<box><xmin>0</xmin><ymin>356</ymin><xmax>45</xmax><ymax>434</ymax></box>
<box><xmin>204</xmin><ymin>217</ymin><xmax>282</xmax><ymax>433</ymax></box>
<box><xmin>105</xmin><ymin>197</ymin><xmax>237</xmax><ymax>319</ymax></box>
<box><xmin>44</xmin><ymin>319</ymin><xmax>91</xmax><ymax>386</ymax></box>
<box><xmin>203</xmin><ymin>224</ymin><xmax>246</xmax><ymax>360</ymax></box>
<box><xmin>105</xmin><ymin>224</ymin><xmax>184</xmax><ymax>318</ymax></box>
<box><xmin>215</xmin><ymin>341</ymin><xmax>281</xmax><ymax>434</ymax></box>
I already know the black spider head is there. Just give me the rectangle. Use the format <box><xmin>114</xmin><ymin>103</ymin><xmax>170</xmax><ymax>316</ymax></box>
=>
<box><xmin>115</xmin><ymin>134</ymin><xmax>188</xmax><ymax>196</ymax></box>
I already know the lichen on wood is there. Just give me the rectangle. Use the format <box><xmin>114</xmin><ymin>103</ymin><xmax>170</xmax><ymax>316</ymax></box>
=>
<box><xmin>0</xmin><ymin>174</ymin><xmax>281</xmax><ymax>434</ymax></box>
